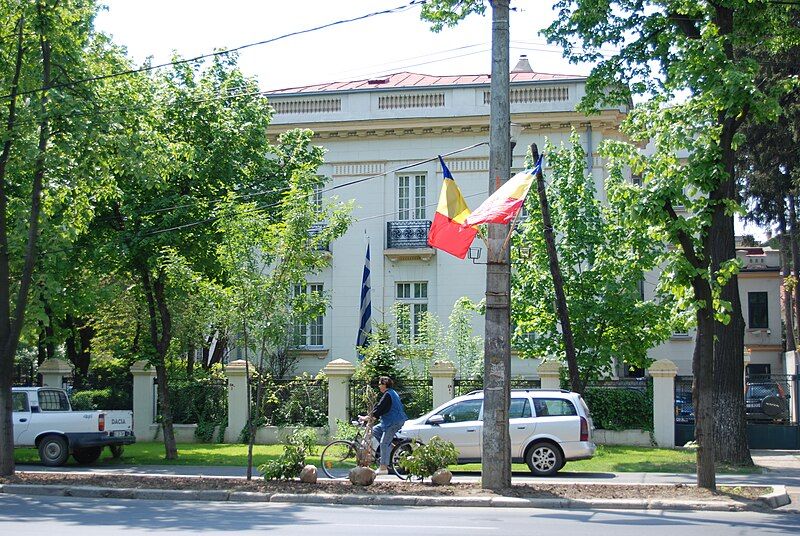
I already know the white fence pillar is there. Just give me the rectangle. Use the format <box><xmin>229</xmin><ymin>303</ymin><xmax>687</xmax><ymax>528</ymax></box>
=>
<box><xmin>130</xmin><ymin>360</ymin><xmax>156</xmax><ymax>440</ymax></box>
<box><xmin>225</xmin><ymin>360</ymin><xmax>251</xmax><ymax>443</ymax></box>
<box><xmin>650</xmin><ymin>358</ymin><xmax>678</xmax><ymax>448</ymax></box>
<box><xmin>537</xmin><ymin>361</ymin><xmax>562</xmax><ymax>390</ymax></box>
<box><xmin>39</xmin><ymin>358</ymin><xmax>72</xmax><ymax>388</ymax></box>
<box><xmin>324</xmin><ymin>359</ymin><xmax>356</xmax><ymax>438</ymax></box>
<box><xmin>431</xmin><ymin>360</ymin><xmax>456</xmax><ymax>409</ymax></box>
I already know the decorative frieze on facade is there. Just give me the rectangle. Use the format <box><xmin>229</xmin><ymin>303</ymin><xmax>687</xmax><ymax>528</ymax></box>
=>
<box><xmin>332</xmin><ymin>162</ymin><xmax>386</xmax><ymax>177</ymax></box>
<box><xmin>378</xmin><ymin>92</ymin><xmax>446</xmax><ymax>110</ymax></box>
<box><xmin>483</xmin><ymin>86</ymin><xmax>570</xmax><ymax>105</ymax></box>
<box><xmin>436</xmin><ymin>158</ymin><xmax>490</xmax><ymax>174</ymax></box>
<box><xmin>271</xmin><ymin>98</ymin><xmax>342</xmax><ymax>115</ymax></box>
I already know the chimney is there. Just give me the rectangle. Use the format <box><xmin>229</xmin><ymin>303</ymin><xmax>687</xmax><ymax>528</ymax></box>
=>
<box><xmin>511</xmin><ymin>54</ymin><xmax>533</xmax><ymax>73</ymax></box>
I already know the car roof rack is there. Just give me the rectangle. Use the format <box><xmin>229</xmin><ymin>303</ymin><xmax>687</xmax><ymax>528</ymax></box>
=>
<box><xmin>464</xmin><ymin>388</ymin><xmax>571</xmax><ymax>396</ymax></box>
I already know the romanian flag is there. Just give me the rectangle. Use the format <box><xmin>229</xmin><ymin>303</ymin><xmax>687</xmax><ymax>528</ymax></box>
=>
<box><xmin>427</xmin><ymin>157</ymin><xmax>478</xmax><ymax>259</ymax></box>
<box><xmin>464</xmin><ymin>156</ymin><xmax>543</xmax><ymax>226</ymax></box>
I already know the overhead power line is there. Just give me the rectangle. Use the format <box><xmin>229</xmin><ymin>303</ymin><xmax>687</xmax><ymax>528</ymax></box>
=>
<box><xmin>141</xmin><ymin>141</ymin><xmax>490</xmax><ymax>237</ymax></box>
<box><xmin>0</xmin><ymin>0</ymin><xmax>424</xmax><ymax>101</ymax></box>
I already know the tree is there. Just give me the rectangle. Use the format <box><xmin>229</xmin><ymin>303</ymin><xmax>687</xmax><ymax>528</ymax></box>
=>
<box><xmin>213</xmin><ymin>130</ymin><xmax>352</xmax><ymax>479</ymax></box>
<box><xmin>89</xmin><ymin>53</ymin><xmax>279</xmax><ymax>460</ymax></box>
<box><xmin>0</xmin><ymin>0</ymin><xmax>125</xmax><ymax>476</ymax></box>
<box><xmin>545</xmin><ymin>0</ymin><xmax>799</xmax><ymax>487</ymax></box>
<box><xmin>512</xmin><ymin>135</ymin><xmax>672</xmax><ymax>388</ymax></box>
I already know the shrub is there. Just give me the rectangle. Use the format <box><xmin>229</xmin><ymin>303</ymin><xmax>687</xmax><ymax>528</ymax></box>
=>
<box><xmin>69</xmin><ymin>389</ymin><xmax>113</xmax><ymax>411</ymax></box>
<box><xmin>259</xmin><ymin>428</ymin><xmax>318</xmax><ymax>480</ymax></box>
<box><xmin>397</xmin><ymin>436</ymin><xmax>458</xmax><ymax>479</ymax></box>
<box><xmin>582</xmin><ymin>385</ymin><xmax>653</xmax><ymax>431</ymax></box>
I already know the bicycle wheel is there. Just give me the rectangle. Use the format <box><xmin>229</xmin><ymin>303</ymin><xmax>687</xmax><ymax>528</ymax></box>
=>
<box><xmin>320</xmin><ymin>440</ymin><xmax>359</xmax><ymax>479</ymax></box>
<box><xmin>390</xmin><ymin>439</ymin><xmax>423</xmax><ymax>480</ymax></box>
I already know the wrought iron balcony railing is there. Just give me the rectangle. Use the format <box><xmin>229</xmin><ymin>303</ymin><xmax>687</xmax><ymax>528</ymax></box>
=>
<box><xmin>307</xmin><ymin>222</ymin><xmax>329</xmax><ymax>252</ymax></box>
<box><xmin>386</xmin><ymin>219</ymin><xmax>432</xmax><ymax>249</ymax></box>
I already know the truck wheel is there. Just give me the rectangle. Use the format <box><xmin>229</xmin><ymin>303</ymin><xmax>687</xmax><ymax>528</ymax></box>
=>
<box><xmin>109</xmin><ymin>445</ymin><xmax>124</xmax><ymax>459</ymax></box>
<box><xmin>73</xmin><ymin>447</ymin><xmax>103</xmax><ymax>464</ymax></box>
<box><xmin>38</xmin><ymin>435</ymin><xmax>70</xmax><ymax>467</ymax></box>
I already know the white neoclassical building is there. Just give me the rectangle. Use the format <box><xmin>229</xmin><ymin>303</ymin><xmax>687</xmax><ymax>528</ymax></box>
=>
<box><xmin>262</xmin><ymin>57</ymin><xmax>786</xmax><ymax>378</ymax></box>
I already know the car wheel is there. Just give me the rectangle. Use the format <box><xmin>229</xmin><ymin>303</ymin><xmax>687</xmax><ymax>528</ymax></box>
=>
<box><xmin>38</xmin><ymin>435</ymin><xmax>70</xmax><ymax>467</ymax></box>
<box><xmin>525</xmin><ymin>441</ymin><xmax>563</xmax><ymax>476</ymax></box>
<box><xmin>73</xmin><ymin>446</ymin><xmax>103</xmax><ymax>464</ymax></box>
<box><xmin>109</xmin><ymin>445</ymin><xmax>124</xmax><ymax>459</ymax></box>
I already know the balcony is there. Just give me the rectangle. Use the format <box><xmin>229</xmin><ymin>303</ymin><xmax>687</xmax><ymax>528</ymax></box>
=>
<box><xmin>307</xmin><ymin>222</ymin><xmax>330</xmax><ymax>252</ymax></box>
<box><xmin>385</xmin><ymin>219</ymin><xmax>435</xmax><ymax>261</ymax></box>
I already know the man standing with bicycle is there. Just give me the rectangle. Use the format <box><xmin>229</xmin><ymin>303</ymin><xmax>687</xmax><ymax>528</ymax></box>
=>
<box><xmin>359</xmin><ymin>376</ymin><xmax>408</xmax><ymax>475</ymax></box>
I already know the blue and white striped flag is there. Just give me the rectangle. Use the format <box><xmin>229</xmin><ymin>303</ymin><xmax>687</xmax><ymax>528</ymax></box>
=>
<box><xmin>356</xmin><ymin>242</ymin><xmax>372</xmax><ymax>358</ymax></box>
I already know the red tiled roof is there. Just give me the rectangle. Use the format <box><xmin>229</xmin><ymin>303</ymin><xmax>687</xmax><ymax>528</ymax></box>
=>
<box><xmin>267</xmin><ymin>71</ymin><xmax>584</xmax><ymax>95</ymax></box>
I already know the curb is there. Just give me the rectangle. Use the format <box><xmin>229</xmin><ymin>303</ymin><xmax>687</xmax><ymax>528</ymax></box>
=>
<box><xmin>0</xmin><ymin>483</ymin><xmax>787</xmax><ymax>511</ymax></box>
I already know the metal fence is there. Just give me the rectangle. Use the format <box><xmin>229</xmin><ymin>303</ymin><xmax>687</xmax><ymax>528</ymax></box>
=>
<box><xmin>250</xmin><ymin>376</ymin><xmax>328</xmax><ymax>428</ymax></box>
<box><xmin>745</xmin><ymin>374</ymin><xmax>796</xmax><ymax>423</ymax></box>
<box><xmin>674</xmin><ymin>374</ymin><xmax>799</xmax><ymax>425</ymax></box>
<box><xmin>582</xmin><ymin>376</ymin><xmax>653</xmax><ymax>430</ymax></box>
<box><xmin>12</xmin><ymin>361</ymin><xmax>38</xmax><ymax>386</ymax></box>
<box><xmin>155</xmin><ymin>378</ymin><xmax>228</xmax><ymax>425</ymax></box>
<box><xmin>349</xmin><ymin>378</ymin><xmax>433</xmax><ymax>421</ymax></box>
<box><xmin>453</xmin><ymin>377</ymin><xmax>541</xmax><ymax>398</ymax></box>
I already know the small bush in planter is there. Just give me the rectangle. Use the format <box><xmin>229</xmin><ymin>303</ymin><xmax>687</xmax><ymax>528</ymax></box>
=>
<box><xmin>259</xmin><ymin>428</ymin><xmax>317</xmax><ymax>480</ymax></box>
<box><xmin>397</xmin><ymin>436</ymin><xmax>457</xmax><ymax>480</ymax></box>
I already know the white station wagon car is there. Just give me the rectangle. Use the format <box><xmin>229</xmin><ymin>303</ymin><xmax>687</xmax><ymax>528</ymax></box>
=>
<box><xmin>399</xmin><ymin>389</ymin><xmax>595</xmax><ymax>476</ymax></box>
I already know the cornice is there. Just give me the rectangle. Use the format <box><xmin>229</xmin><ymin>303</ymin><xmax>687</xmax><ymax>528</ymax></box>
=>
<box><xmin>266</xmin><ymin>110</ymin><xmax>626</xmax><ymax>141</ymax></box>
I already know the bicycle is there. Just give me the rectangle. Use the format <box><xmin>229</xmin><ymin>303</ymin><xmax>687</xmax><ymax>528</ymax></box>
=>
<box><xmin>319</xmin><ymin>420</ymin><xmax>422</xmax><ymax>480</ymax></box>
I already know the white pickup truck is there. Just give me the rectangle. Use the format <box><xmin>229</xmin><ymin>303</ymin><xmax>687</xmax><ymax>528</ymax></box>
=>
<box><xmin>12</xmin><ymin>387</ymin><xmax>136</xmax><ymax>466</ymax></box>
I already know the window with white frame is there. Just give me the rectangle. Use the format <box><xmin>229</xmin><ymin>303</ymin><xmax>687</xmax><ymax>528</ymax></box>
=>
<box><xmin>311</xmin><ymin>182</ymin><xmax>323</xmax><ymax>214</ymax></box>
<box><xmin>396</xmin><ymin>281</ymin><xmax>428</xmax><ymax>342</ymax></box>
<box><xmin>292</xmin><ymin>283</ymin><xmax>324</xmax><ymax>347</ymax></box>
<box><xmin>398</xmin><ymin>174</ymin><xmax>426</xmax><ymax>220</ymax></box>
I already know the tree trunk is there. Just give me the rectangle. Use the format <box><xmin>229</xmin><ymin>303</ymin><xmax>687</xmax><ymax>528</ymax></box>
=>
<box><xmin>790</xmin><ymin>195</ymin><xmax>800</xmax><ymax>339</ymax></box>
<box><xmin>481</xmin><ymin>0</ymin><xmax>512</xmax><ymax>491</ymax></box>
<box><xmin>778</xmin><ymin>197</ymin><xmax>796</xmax><ymax>351</ymax></box>
<box><xmin>0</xmin><ymin>15</ymin><xmax>50</xmax><ymax>477</ymax></box>
<box><xmin>187</xmin><ymin>344</ymin><xmax>195</xmax><ymax>377</ymax></box>
<box><xmin>693</xmin><ymin>276</ymin><xmax>717</xmax><ymax>490</ymax></box>
<box><xmin>665</xmin><ymin>200</ymin><xmax>716</xmax><ymax>490</ymax></box>
<box><xmin>532</xmin><ymin>143</ymin><xmax>581</xmax><ymax>393</ymax></box>
<box><xmin>140</xmin><ymin>266</ymin><xmax>178</xmax><ymax>459</ymax></box>
<box><xmin>710</xmin><ymin>140</ymin><xmax>752</xmax><ymax>466</ymax></box>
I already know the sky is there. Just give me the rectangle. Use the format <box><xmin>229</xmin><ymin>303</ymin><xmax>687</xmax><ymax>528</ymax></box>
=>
<box><xmin>94</xmin><ymin>0</ymin><xmax>766</xmax><ymax>240</ymax></box>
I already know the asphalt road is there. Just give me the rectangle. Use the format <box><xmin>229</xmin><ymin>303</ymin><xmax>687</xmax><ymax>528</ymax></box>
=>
<box><xmin>0</xmin><ymin>494</ymin><xmax>798</xmax><ymax>535</ymax></box>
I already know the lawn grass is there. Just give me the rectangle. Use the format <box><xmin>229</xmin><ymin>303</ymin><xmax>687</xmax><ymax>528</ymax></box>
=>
<box><xmin>15</xmin><ymin>442</ymin><xmax>761</xmax><ymax>474</ymax></box>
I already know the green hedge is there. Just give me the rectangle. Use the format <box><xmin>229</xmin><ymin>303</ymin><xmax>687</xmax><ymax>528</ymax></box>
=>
<box><xmin>70</xmin><ymin>389</ymin><xmax>114</xmax><ymax>411</ymax></box>
<box><xmin>582</xmin><ymin>385</ymin><xmax>653</xmax><ymax>431</ymax></box>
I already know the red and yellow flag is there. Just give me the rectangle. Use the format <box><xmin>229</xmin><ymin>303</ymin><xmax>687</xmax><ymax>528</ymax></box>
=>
<box><xmin>464</xmin><ymin>156</ymin><xmax>543</xmax><ymax>226</ymax></box>
<box><xmin>427</xmin><ymin>157</ymin><xmax>478</xmax><ymax>259</ymax></box>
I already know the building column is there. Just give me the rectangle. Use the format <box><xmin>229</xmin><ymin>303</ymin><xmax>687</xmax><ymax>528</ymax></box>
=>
<box><xmin>650</xmin><ymin>359</ymin><xmax>678</xmax><ymax>448</ymax></box>
<box><xmin>431</xmin><ymin>360</ymin><xmax>456</xmax><ymax>409</ymax></box>
<box><xmin>324</xmin><ymin>358</ymin><xmax>356</xmax><ymax>438</ymax></box>
<box><xmin>130</xmin><ymin>360</ymin><xmax>156</xmax><ymax>440</ymax></box>
<box><xmin>225</xmin><ymin>360</ymin><xmax>252</xmax><ymax>443</ymax></box>
<box><xmin>39</xmin><ymin>358</ymin><xmax>72</xmax><ymax>388</ymax></box>
<box><xmin>537</xmin><ymin>361</ymin><xmax>562</xmax><ymax>390</ymax></box>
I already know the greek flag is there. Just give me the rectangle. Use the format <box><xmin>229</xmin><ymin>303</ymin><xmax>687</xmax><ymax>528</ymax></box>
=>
<box><xmin>356</xmin><ymin>242</ymin><xmax>372</xmax><ymax>357</ymax></box>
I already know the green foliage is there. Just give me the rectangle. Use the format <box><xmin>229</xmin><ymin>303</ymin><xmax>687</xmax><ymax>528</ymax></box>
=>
<box><xmin>334</xmin><ymin>419</ymin><xmax>360</xmax><ymax>441</ymax></box>
<box><xmin>251</xmin><ymin>373</ymin><xmax>328</xmax><ymax>428</ymax></box>
<box><xmin>397</xmin><ymin>436</ymin><xmax>458</xmax><ymax>479</ymax></box>
<box><xmin>512</xmin><ymin>133</ymin><xmax>672</xmax><ymax>383</ymax></box>
<box><xmin>419</xmin><ymin>0</ymin><xmax>488</xmax><ymax>32</ymax></box>
<box><xmin>163</xmin><ymin>367</ymin><xmax>228</xmax><ymax>442</ymax></box>
<box><xmin>447</xmin><ymin>297</ymin><xmax>483</xmax><ymax>378</ymax></box>
<box><xmin>69</xmin><ymin>389</ymin><xmax>112</xmax><ymax>411</ymax></box>
<box><xmin>354</xmin><ymin>322</ymin><xmax>407</xmax><ymax>383</ymax></box>
<box><xmin>258</xmin><ymin>428</ymin><xmax>318</xmax><ymax>480</ymax></box>
<box><xmin>582</xmin><ymin>385</ymin><xmax>654</xmax><ymax>431</ymax></box>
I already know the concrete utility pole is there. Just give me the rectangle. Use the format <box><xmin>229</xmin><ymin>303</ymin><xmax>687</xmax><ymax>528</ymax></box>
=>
<box><xmin>482</xmin><ymin>0</ymin><xmax>511</xmax><ymax>491</ymax></box>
